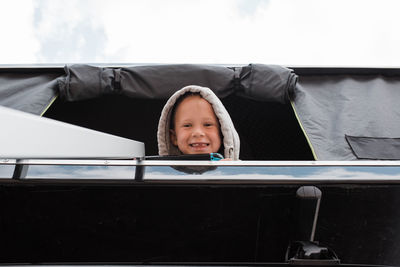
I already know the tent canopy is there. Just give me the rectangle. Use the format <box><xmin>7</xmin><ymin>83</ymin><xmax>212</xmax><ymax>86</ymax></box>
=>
<box><xmin>1</xmin><ymin>64</ymin><xmax>399</xmax><ymax>160</ymax></box>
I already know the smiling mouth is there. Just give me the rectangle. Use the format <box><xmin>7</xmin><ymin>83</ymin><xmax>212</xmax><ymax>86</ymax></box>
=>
<box><xmin>190</xmin><ymin>143</ymin><xmax>209</xmax><ymax>147</ymax></box>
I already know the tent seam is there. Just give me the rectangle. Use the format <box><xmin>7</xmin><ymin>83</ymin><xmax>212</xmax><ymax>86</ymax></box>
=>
<box><xmin>289</xmin><ymin>98</ymin><xmax>318</xmax><ymax>160</ymax></box>
<box><xmin>40</xmin><ymin>94</ymin><xmax>58</xmax><ymax>117</ymax></box>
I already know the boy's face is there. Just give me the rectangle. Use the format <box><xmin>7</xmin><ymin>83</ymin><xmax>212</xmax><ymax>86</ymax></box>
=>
<box><xmin>170</xmin><ymin>95</ymin><xmax>221</xmax><ymax>155</ymax></box>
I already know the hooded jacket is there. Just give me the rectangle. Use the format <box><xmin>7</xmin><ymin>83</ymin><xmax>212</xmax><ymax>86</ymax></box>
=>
<box><xmin>157</xmin><ymin>85</ymin><xmax>240</xmax><ymax>160</ymax></box>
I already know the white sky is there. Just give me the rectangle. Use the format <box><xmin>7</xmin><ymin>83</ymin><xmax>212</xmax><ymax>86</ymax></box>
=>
<box><xmin>0</xmin><ymin>0</ymin><xmax>399</xmax><ymax>66</ymax></box>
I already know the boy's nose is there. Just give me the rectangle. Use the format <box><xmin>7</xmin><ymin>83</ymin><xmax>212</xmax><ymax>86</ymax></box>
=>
<box><xmin>192</xmin><ymin>126</ymin><xmax>205</xmax><ymax>137</ymax></box>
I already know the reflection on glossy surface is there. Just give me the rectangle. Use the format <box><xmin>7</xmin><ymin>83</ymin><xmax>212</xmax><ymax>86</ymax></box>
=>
<box><xmin>25</xmin><ymin>165</ymin><xmax>136</xmax><ymax>179</ymax></box>
<box><xmin>144</xmin><ymin>166</ymin><xmax>400</xmax><ymax>180</ymax></box>
<box><xmin>1</xmin><ymin>163</ymin><xmax>400</xmax><ymax>181</ymax></box>
<box><xmin>0</xmin><ymin>165</ymin><xmax>15</xmax><ymax>178</ymax></box>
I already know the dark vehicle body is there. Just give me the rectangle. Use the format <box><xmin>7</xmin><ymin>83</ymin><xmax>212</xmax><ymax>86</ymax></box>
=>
<box><xmin>1</xmin><ymin>64</ymin><xmax>400</xmax><ymax>266</ymax></box>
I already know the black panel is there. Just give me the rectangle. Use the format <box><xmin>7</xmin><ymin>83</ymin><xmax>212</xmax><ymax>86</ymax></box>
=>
<box><xmin>44</xmin><ymin>95</ymin><xmax>313</xmax><ymax>160</ymax></box>
<box><xmin>346</xmin><ymin>135</ymin><xmax>400</xmax><ymax>160</ymax></box>
<box><xmin>1</xmin><ymin>183</ymin><xmax>400</xmax><ymax>265</ymax></box>
<box><xmin>223</xmin><ymin>96</ymin><xmax>313</xmax><ymax>160</ymax></box>
<box><xmin>44</xmin><ymin>95</ymin><xmax>165</xmax><ymax>157</ymax></box>
<box><xmin>0</xmin><ymin>184</ymin><xmax>297</xmax><ymax>263</ymax></box>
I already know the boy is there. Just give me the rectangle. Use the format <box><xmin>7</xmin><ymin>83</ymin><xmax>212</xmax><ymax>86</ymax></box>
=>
<box><xmin>157</xmin><ymin>85</ymin><xmax>240</xmax><ymax>160</ymax></box>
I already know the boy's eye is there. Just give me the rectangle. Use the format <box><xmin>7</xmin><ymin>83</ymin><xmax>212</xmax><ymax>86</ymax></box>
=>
<box><xmin>183</xmin><ymin>124</ymin><xmax>191</xmax><ymax>127</ymax></box>
<box><xmin>204</xmin><ymin>123</ymin><xmax>213</xmax><ymax>127</ymax></box>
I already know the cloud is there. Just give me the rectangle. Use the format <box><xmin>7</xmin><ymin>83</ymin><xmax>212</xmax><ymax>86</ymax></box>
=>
<box><xmin>33</xmin><ymin>0</ymin><xmax>108</xmax><ymax>63</ymax></box>
<box><xmin>0</xmin><ymin>0</ymin><xmax>40</xmax><ymax>63</ymax></box>
<box><xmin>235</xmin><ymin>0</ymin><xmax>270</xmax><ymax>17</ymax></box>
<box><xmin>93</xmin><ymin>0</ymin><xmax>400</xmax><ymax>66</ymax></box>
<box><xmin>1</xmin><ymin>0</ymin><xmax>400</xmax><ymax>65</ymax></box>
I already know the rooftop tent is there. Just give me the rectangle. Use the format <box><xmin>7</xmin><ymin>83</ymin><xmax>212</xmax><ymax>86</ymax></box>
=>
<box><xmin>292</xmin><ymin>68</ymin><xmax>400</xmax><ymax>160</ymax></box>
<box><xmin>0</xmin><ymin>64</ymin><xmax>311</xmax><ymax>160</ymax></box>
<box><xmin>3</xmin><ymin>64</ymin><xmax>399</xmax><ymax>160</ymax></box>
<box><xmin>0</xmin><ymin>67</ymin><xmax>61</xmax><ymax>115</ymax></box>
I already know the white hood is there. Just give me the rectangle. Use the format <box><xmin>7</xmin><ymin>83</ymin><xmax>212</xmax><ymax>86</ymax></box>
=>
<box><xmin>157</xmin><ymin>85</ymin><xmax>240</xmax><ymax>160</ymax></box>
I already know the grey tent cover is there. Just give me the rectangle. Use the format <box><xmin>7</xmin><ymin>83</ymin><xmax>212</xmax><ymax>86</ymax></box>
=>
<box><xmin>57</xmin><ymin>64</ymin><xmax>296</xmax><ymax>103</ymax></box>
<box><xmin>293</xmin><ymin>74</ymin><xmax>400</xmax><ymax>160</ymax></box>
<box><xmin>1</xmin><ymin>63</ymin><xmax>400</xmax><ymax>160</ymax></box>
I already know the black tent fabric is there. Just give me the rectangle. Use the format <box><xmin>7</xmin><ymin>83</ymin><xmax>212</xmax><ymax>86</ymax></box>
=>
<box><xmin>292</xmin><ymin>74</ymin><xmax>400</xmax><ymax>160</ymax></box>
<box><xmin>0</xmin><ymin>71</ymin><xmax>60</xmax><ymax>115</ymax></box>
<box><xmin>57</xmin><ymin>64</ymin><xmax>297</xmax><ymax>104</ymax></box>
<box><xmin>0</xmin><ymin>64</ymin><xmax>297</xmax><ymax>114</ymax></box>
<box><xmin>0</xmin><ymin>64</ymin><xmax>309</xmax><ymax>160</ymax></box>
<box><xmin>53</xmin><ymin>63</ymin><xmax>304</xmax><ymax>160</ymax></box>
<box><xmin>2</xmin><ymin>64</ymin><xmax>400</xmax><ymax>160</ymax></box>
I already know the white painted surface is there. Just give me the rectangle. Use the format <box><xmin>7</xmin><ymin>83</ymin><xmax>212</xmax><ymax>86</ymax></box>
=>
<box><xmin>0</xmin><ymin>106</ymin><xmax>144</xmax><ymax>159</ymax></box>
